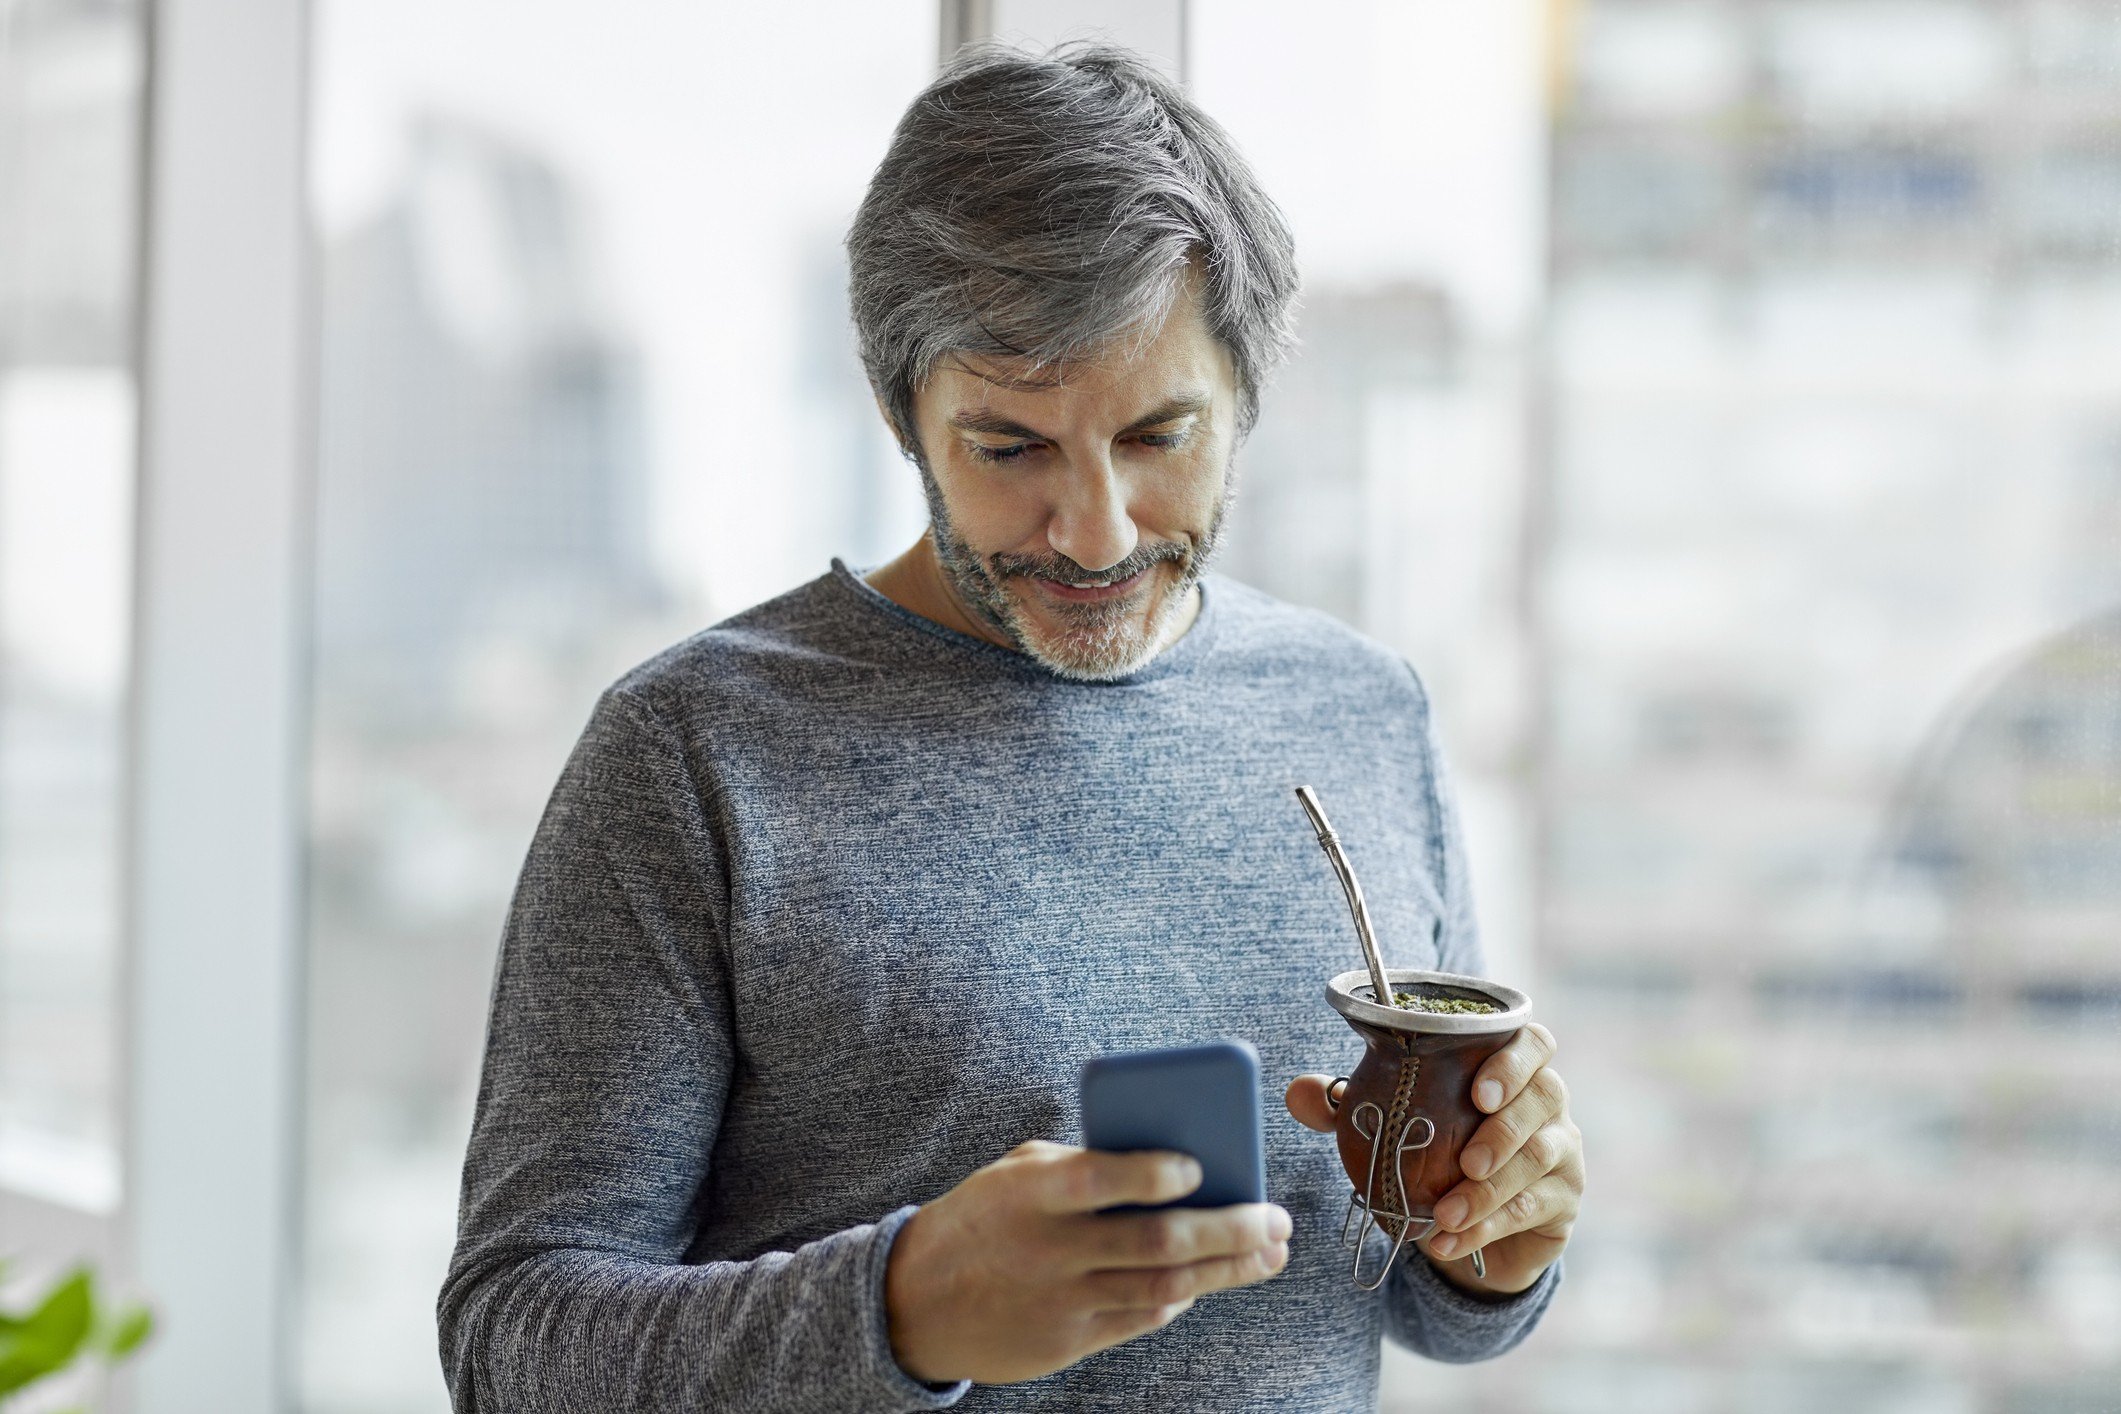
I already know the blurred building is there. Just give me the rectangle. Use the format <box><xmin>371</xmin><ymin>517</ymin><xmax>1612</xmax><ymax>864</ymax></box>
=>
<box><xmin>1536</xmin><ymin>2</ymin><xmax>2121</xmax><ymax>1408</ymax></box>
<box><xmin>0</xmin><ymin>0</ymin><xmax>137</xmax><ymax>367</ymax></box>
<box><xmin>792</xmin><ymin>232</ymin><xmax>920</xmax><ymax>571</ymax></box>
<box><xmin>0</xmin><ymin>0</ymin><xmax>140</xmax><ymax>1204</ymax></box>
<box><xmin>316</xmin><ymin>115</ymin><xmax>666</xmax><ymax>725</ymax></box>
<box><xmin>303</xmin><ymin>115</ymin><xmax>686</xmax><ymax>1410</ymax></box>
<box><xmin>1219</xmin><ymin>281</ymin><xmax>1459</xmax><ymax>628</ymax></box>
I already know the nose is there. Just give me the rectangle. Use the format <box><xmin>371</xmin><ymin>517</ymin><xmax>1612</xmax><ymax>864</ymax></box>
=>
<box><xmin>1045</xmin><ymin>455</ymin><xmax>1138</xmax><ymax>574</ymax></box>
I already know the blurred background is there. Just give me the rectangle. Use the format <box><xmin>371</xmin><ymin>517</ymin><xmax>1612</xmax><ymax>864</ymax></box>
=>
<box><xmin>3</xmin><ymin>0</ymin><xmax>2119</xmax><ymax>1410</ymax></box>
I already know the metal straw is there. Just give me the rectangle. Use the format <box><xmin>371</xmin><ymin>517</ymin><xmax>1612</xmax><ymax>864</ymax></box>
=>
<box><xmin>1294</xmin><ymin>786</ymin><xmax>1394</xmax><ymax>1008</ymax></box>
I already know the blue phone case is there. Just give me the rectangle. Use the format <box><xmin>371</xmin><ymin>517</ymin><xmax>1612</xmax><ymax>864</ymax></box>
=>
<box><xmin>1080</xmin><ymin>1039</ymin><xmax>1266</xmax><ymax>1209</ymax></box>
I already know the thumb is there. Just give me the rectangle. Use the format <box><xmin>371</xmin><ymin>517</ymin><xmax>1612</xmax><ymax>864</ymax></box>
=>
<box><xmin>1283</xmin><ymin>1074</ymin><xmax>1344</xmax><ymax>1134</ymax></box>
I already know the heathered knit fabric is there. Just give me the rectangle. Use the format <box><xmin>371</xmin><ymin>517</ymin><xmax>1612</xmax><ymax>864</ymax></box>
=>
<box><xmin>439</xmin><ymin>559</ymin><xmax>1563</xmax><ymax>1412</ymax></box>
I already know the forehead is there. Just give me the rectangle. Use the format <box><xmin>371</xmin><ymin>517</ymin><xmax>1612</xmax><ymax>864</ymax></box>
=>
<box><xmin>928</xmin><ymin>275</ymin><xmax>1235</xmax><ymax>416</ymax></box>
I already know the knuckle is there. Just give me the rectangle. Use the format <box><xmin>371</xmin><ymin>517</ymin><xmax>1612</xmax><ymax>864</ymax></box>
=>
<box><xmin>1505</xmin><ymin>1187</ymin><xmax>1542</xmax><ymax>1223</ymax></box>
<box><xmin>1146</xmin><ymin>1266</ymin><xmax>1194</xmax><ymax>1306</ymax></box>
<box><xmin>1057</xmin><ymin>1160</ymin><xmax>1099</xmax><ymax>1210</ymax></box>
<box><xmin>1482</xmin><ymin>1108</ymin><xmax>1528</xmax><ymax>1155</ymax></box>
<box><xmin>1529</xmin><ymin>1021</ymin><xmax>1557</xmax><ymax>1053</ymax></box>
<box><xmin>1138</xmin><ymin>1217</ymin><xmax>1186</xmax><ymax>1264</ymax></box>
<box><xmin>1532</xmin><ymin>1066</ymin><xmax>1568</xmax><ymax>1109</ymax></box>
<box><xmin>1471</xmin><ymin>1178</ymin><xmax>1503</xmax><ymax>1215</ymax></box>
<box><xmin>1530</xmin><ymin>1123</ymin><xmax>1568</xmax><ymax>1170</ymax></box>
<box><xmin>1495</xmin><ymin>1108</ymin><xmax>1533</xmax><ymax>1149</ymax></box>
<box><xmin>1032</xmin><ymin>1213</ymin><xmax>1081</xmax><ymax>1264</ymax></box>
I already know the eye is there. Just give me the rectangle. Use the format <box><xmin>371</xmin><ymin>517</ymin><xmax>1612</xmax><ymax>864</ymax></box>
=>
<box><xmin>965</xmin><ymin>430</ymin><xmax>1187</xmax><ymax>463</ymax></box>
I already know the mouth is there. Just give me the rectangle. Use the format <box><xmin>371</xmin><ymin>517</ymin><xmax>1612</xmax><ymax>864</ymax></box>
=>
<box><xmin>1028</xmin><ymin>565</ymin><xmax>1153</xmax><ymax>604</ymax></box>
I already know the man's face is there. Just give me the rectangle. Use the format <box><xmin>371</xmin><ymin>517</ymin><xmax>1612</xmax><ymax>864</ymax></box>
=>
<box><xmin>906</xmin><ymin>276</ymin><xmax>1239</xmax><ymax>681</ymax></box>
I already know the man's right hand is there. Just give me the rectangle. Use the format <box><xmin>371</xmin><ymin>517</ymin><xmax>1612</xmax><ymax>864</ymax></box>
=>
<box><xmin>883</xmin><ymin>1139</ymin><xmax>1292</xmax><ymax>1385</ymax></box>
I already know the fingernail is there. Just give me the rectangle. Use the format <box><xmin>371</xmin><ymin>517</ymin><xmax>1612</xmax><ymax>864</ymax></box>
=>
<box><xmin>1267</xmin><ymin>1206</ymin><xmax>1292</xmax><ymax>1242</ymax></box>
<box><xmin>1432</xmin><ymin>1233</ymin><xmax>1457</xmax><ymax>1257</ymax></box>
<box><xmin>1475</xmin><ymin>1080</ymin><xmax>1503</xmax><ymax>1111</ymax></box>
<box><xmin>1462</xmin><ymin>1145</ymin><xmax>1492</xmax><ymax>1180</ymax></box>
<box><xmin>1436</xmin><ymin>1196</ymin><xmax>1468</xmax><ymax>1229</ymax></box>
<box><xmin>1173</xmin><ymin>1158</ymin><xmax>1202</xmax><ymax>1188</ymax></box>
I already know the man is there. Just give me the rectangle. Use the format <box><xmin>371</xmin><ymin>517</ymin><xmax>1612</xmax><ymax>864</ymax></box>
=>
<box><xmin>441</xmin><ymin>40</ymin><xmax>1581</xmax><ymax>1411</ymax></box>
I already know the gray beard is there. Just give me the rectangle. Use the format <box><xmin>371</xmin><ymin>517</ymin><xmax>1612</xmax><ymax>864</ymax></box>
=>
<box><xmin>917</xmin><ymin>464</ymin><xmax>1237</xmax><ymax>682</ymax></box>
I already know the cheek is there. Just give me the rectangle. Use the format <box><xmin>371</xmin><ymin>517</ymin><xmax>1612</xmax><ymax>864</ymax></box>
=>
<box><xmin>1146</xmin><ymin>445</ymin><xmax>1227</xmax><ymax>529</ymax></box>
<box><xmin>936</xmin><ymin>442</ymin><xmax>1229</xmax><ymax>549</ymax></box>
<box><xmin>936</xmin><ymin>461</ymin><xmax>1051</xmax><ymax>550</ymax></box>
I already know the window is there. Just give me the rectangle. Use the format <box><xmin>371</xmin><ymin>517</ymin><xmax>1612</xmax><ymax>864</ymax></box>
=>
<box><xmin>303</xmin><ymin>3</ymin><xmax>935</xmax><ymax>1404</ymax></box>
<box><xmin>1194</xmin><ymin>0</ymin><xmax>2121</xmax><ymax>1408</ymax></box>
<box><xmin>0</xmin><ymin>0</ymin><xmax>142</xmax><ymax>1229</ymax></box>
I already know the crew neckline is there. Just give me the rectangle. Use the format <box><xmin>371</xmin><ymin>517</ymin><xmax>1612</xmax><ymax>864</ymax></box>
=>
<box><xmin>826</xmin><ymin>557</ymin><xmax>1221</xmax><ymax>686</ymax></box>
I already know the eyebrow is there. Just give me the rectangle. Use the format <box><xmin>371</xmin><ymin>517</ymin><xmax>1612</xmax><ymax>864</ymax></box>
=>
<box><xmin>946</xmin><ymin>392</ymin><xmax>1212</xmax><ymax>442</ymax></box>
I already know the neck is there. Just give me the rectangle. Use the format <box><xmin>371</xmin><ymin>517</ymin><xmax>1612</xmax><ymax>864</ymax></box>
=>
<box><xmin>864</xmin><ymin>532</ymin><xmax>1015</xmax><ymax>650</ymax></box>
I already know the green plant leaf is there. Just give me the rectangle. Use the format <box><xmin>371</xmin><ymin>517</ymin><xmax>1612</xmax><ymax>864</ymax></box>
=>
<box><xmin>99</xmin><ymin>1303</ymin><xmax>154</xmax><ymax>1361</ymax></box>
<box><xmin>0</xmin><ymin>1267</ymin><xmax>95</xmax><ymax>1395</ymax></box>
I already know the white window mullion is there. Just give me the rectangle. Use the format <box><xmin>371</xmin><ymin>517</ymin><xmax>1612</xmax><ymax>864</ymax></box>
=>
<box><xmin>125</xmin><ymin>1</ymin><xmax>313</xmax><ymax>1410</ymax></box>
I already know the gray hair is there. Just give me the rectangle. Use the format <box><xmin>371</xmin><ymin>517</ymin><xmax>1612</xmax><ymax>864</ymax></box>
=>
<box><xmin>845</xmin><ymin>39</ymin><xmax>1300</xmax><ymax>465</ymax></box>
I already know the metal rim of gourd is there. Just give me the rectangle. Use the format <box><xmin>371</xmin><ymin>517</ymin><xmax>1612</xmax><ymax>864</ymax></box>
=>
<box><xmin>1326</xmin><ymin>967</ymin><xmax>1532</xmax><ymax>1036</ymax></box>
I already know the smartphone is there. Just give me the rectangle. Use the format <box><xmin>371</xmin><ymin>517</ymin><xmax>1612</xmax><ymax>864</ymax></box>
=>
<box><xmin>1080</xmin><ymin>1039</ymin><xmax>1266</xmax><ymax>1210</ymax></box>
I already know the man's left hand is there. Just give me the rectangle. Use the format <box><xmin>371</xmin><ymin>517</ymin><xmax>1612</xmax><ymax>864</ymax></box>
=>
<box><xmin>1284</xmin><ymin>1022</ymin><xmax>1582</xmax><ymax>1298</ymax></box>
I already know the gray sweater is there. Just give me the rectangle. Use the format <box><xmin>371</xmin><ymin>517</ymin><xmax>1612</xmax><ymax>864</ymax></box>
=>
<box><xmin>440</xmin><ymin>561</ymin><xmax>1562</xmax><ymax>1411</ymax></box>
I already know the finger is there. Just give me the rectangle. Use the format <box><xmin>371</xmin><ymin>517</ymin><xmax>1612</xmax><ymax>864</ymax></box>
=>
<box><xmin>1458</xmin><ymin>1064</ymin><xmax>1568</xmax><ymax>1184</ymax></box>
<box><xmin>1084</xmin><ymin>1296</ymin><xmax>1195</xmax><ymax>1350</ymax></box>
<box><xmin>1432</xmin><ymin>1119</ymin><xmax>1575</xmax><ymax>1236</ymax></box>
<box><xmin>1283</xmin><ymin>1074</ymin><xmax>1343</xmax><ymax>1134</ymax></box>
<box><xmin>1073</xmin><ymin>1202</ymin><xmax>1292</xmax><ymax>1270</ymax></box>
<box><xmin>1427</xmin><ymin>1172</ymin><xmax>1570</xmax><ymax>1260</ymax></box>
<box><xmin>1468</xmin><ymin>1022</ymin><xmax>1558</xmax><ymax>1116</ymax></box>
<box><xmin>1033</xmin><ymin>1147</ymin><xmax>1203</xmax><ymax>1215</ymax></box>
<box><xmin>1081</xmin><ymin>1239</ymin><xmax>1290</xmax><ymax>1311</ymax></box>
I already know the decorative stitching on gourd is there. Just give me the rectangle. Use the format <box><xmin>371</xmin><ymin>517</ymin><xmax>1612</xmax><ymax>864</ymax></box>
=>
<box><xmin>1378</xmin><ymin>1047</ymin><xmax>1422</xmax><ymax>1238</ymax></box>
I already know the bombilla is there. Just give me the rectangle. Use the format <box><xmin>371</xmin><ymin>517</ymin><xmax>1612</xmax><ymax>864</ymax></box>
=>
<box><xmin>1294</xmin><ymin>786</ymin><xmax>1394</xmax><ymax>1009</ymax></box>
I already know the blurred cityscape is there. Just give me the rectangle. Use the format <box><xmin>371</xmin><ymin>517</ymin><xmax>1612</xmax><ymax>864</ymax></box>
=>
<box><xmin>0</xmin><ymin>0</ymin><xmax>138</xmax><ymax>1215</ymax></box>
<box><xmin>305</xmin><ymin>111</ymin><xmax>687</xmax><ymax>1406</ymax></box>
<box><xmin>1529</xmin><ymin>3</ymin><xmax>2121</xmax><ymax>1410</ymax></box>
<box><xmin>1223</xmin><ymin>3</ymin><xmax>2121</xmax><ymax>1411</ymax></box>
<box><xmin>2</xmin><ymin>2</ymin><xmax>2119</xmax><ymax>1412</ymax></box>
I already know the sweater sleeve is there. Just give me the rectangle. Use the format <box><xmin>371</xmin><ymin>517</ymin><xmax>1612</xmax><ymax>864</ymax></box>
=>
<box><xmin>437</xmin><ymin>687</ymin><xmax>971</xmax><ymax>1412</ymax></box>
<box><xmin>1379</xmin><ymin>659</ymin><xmax>1566</xmax><ymax>1361</ymax></box>
<box><xmin>1385</xmin><ymin>1246</ymin><xmax>1565</xmax><ymax>1363</ymax></box>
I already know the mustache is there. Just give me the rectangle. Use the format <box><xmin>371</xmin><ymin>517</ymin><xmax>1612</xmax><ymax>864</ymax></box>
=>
<box><xmin>986</xmin><ymin>539</ymin><xmax>1190</xmax><ymax>589</ymax></box>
